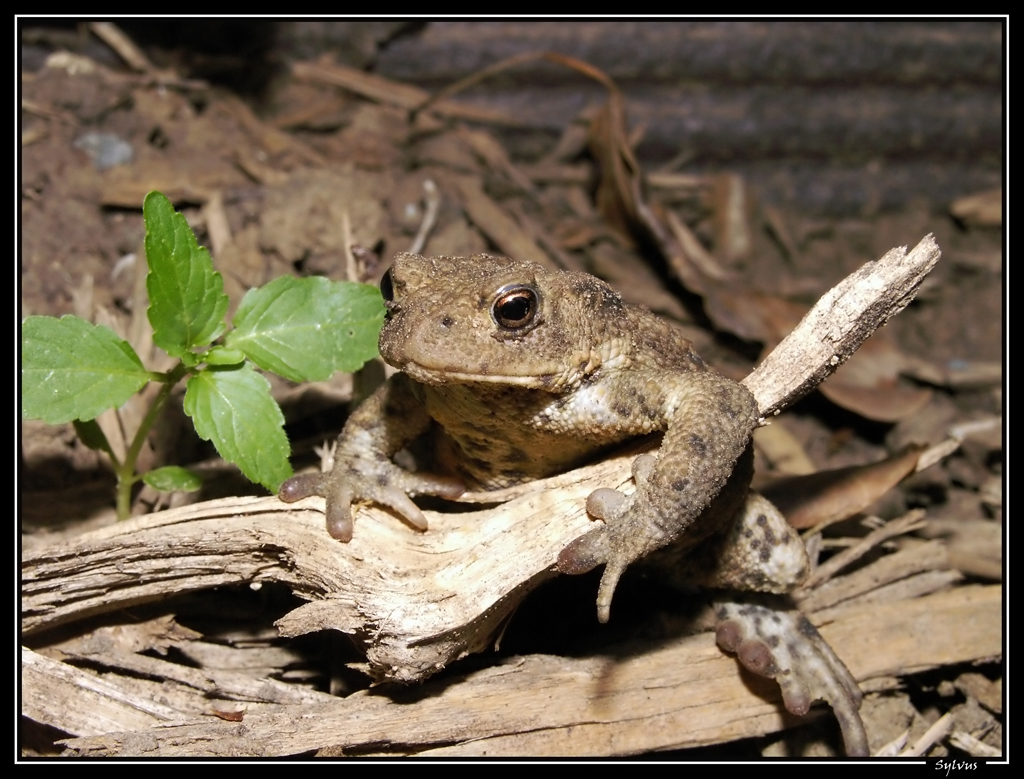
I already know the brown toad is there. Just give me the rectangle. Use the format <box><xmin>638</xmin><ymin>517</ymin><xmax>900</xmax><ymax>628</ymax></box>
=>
<box><xmin>280</xmin><ymin>252</ymin><xmax>867</xmax><ymax>755</ymax></box>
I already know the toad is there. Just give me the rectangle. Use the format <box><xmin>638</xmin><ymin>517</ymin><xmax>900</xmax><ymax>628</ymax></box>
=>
<box><xmin>280</xmin><ymin>252</ymin><xmax>868</xmax><ymax>755</ymax></box>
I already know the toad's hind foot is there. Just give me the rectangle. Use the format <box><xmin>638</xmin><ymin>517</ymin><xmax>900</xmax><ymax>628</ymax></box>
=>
<box><xmin>715</xmin><ymin>600</ymin><xmax>869</xmax><ymax>757</ymax></box>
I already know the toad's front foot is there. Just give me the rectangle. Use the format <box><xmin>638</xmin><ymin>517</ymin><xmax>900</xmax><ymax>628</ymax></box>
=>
<box><xmin>556</xmin><ymin>454</ymin><xmax>670</xmax><ymax>623</ymax></box>
<box><xmin>279</xmin><ymin>458</ymin><xmax>463</xmax><ymax>542</ymax></box>
<box><xmin>715</xmin><ymin>600</ymin><xmax>869</xmax><ymax>757</ymax></box>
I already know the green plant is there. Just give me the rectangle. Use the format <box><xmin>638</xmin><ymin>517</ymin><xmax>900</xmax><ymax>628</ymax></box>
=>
<box><xmin>22</xmin><ymin>191</ymin><xmax>384</xmax><ymax>519</ymax></box>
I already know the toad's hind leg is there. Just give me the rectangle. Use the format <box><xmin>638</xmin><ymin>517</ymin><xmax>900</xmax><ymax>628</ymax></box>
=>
<box><xmin>715</xmin><ymin>599</ymin><xmax>869</xmax><ymax>757</ymax></box>
<box><xmin>647</xmin><ymin>490</ymin><xmax>868</xmax><ymax>755</ymax></box>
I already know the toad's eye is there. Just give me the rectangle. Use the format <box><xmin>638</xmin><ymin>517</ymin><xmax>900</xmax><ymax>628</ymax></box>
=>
<box><xmin>379</xmin><ymin>268</ymin><xmax>395</xmax><ymax>302</ymax></box>
<box><xmin>491</xmin><ymin>284</ymin><xmax>540</xmax><ymax>330</ymax></box>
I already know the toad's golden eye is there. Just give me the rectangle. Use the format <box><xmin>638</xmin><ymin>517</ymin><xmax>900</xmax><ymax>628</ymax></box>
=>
<box><xmin>491</xmin><ymin>284</ymin><xmax>540</xmax><ymax>330</ymax></box>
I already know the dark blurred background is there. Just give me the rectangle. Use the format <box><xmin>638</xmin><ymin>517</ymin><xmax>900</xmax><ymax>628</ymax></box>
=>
<box><xmin>21</xmin><ymin>19</ymin><xmax>1003</xmax><ymax>217</ymax></box>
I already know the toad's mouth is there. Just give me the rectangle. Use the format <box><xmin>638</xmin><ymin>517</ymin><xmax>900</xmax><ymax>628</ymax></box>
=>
<box><xmin>396</xmin><ymin>358</ymin><xmax>563</xmax><ymax>389</ymax></box>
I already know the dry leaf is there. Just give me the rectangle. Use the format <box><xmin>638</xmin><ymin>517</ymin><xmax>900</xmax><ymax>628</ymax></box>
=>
<box><xmin>704</xmin><ymin>288</ymin><xmax>807</xmax><ymax>346</ymax></box>
<box><xmin>950</xmin><ymin>187</ymin><xmax>1002</xmax><ymax>228</ymax></box>
<box><xmin>211</xmin><ymin>709</ymin><xmax>245</xmax><ymax>722</ymax></box>
<box><xmin>752</xmin><ymin>422</ymin><xmax>816</xmax><ymax>476</ymax></box>
<box><xmin>761</xmin><ymin>445</ymin><xmax>925</xmax><ymax>530</ymax></box>
<box><xmin>819</xmin><ymin>336</ymin><xmax>932</xmax><ymax>423</ymax></box>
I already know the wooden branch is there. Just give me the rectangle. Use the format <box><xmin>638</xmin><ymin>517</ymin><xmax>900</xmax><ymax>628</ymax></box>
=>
<box><xmin>746</xmin><ymin>234</ymin><xmax>941</xmax><ymax>418</ymax></box>
<box><xmin>22</xmin><ymin>648</ymin><xmax>181</xmax><ymax>736</ymax></box>
<box><xmin>52</xmin><ymin>585</ymin><xmax>1001</xmax><ymax>757</ymax></box>
<box><xmin>21</xmin><ymin>472</ymin><xmax>613</xmax><ymax>684</ymax></box>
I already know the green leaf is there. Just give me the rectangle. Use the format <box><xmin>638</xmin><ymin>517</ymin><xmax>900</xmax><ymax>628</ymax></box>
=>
<box><xmin>22</xmin><ymin>315</ymin><xmax>150</xmax><ymax>424</ymax></box>
<box><xmin>204</xmin><ymin>346</ymin><xmax>246</xmax><ymax>366</ymax></box>
<box><xmin>73</xmin><ymin>419</ymin><xmax>115</xmax><ymax>457</ymax></box>
<box><xmin>183</xmin><ymin>364</ymin><xmax>292</xmax><ymax>492</ymax></box>
<box><xmin>143</xmin><ymin>466</ymin><xmax>203</xmax><ymax>493</ymax></box>
<box><xmin>143</xmin><ymin>191</ymin><xmax>229</xmax><ymax>357</ymax></box>
<box><xmin>226</xmin><ymin>276</ymin><xmax>384</xmax><ymax>382</ymax></box>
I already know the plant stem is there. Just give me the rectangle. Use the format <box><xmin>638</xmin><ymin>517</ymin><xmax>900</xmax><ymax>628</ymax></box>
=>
<box><xmin>114</xmin><ymin>363</ymin><xmax>190</xmax><ymax>520</ymax></box>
